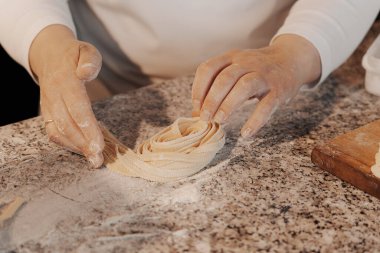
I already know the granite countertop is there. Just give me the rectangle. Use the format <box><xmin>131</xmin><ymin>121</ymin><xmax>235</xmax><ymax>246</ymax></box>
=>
<box><xmin>1</xmin><ymin>23</ymin><xmax>380</xmax><ymax>253</ymax></box>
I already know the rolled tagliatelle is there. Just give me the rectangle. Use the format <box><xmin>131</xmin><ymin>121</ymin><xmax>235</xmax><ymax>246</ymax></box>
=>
<box><xmin>101</xmin><ymin>117</ymin><xmax>225</xmax><ymax>182</ymax></box>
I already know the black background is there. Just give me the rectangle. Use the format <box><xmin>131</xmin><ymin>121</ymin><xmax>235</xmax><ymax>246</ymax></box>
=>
<box><xmin>0</xmin><ymin>46</ymin><xmax>39</xmax><ymax>126</ymax></box>
<box><xmin>1</xmin><ymin>14</ymin><xmax>379</xmax><ymax>127</ymax></box>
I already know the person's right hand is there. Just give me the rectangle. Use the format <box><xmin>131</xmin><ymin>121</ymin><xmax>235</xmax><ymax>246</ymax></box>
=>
<box><xmin>29</xmin><ymin>24</ymin><xmax>105</xmax><ymax>168</ymax></box>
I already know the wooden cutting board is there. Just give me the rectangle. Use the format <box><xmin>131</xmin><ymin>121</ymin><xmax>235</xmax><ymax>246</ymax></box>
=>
<box><xmin>311</xmin><ymin>119</ymin><xmax>380</xmax><ymax>199</ymax></box>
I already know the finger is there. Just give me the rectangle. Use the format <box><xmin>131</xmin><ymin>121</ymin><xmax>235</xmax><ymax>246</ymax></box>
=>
<box><xmin>42</xmin><ymin>85</ymin><xmax>102</xmax><ymax>167</ymax></box>
<box><xmin>76</xmin><ymin>43</ymin><xmax>102</xmax><ymax>81</ymax></box>
<box><xmin>214</xmin><ymin>73</ymin><xmax>269</xmax><ymax>123</ymax></box>
<box><xmin>44</xmin><ymin>121</ymin><xmax>82</xmax><ymax>155</ymax></box>
<box><xmin>61</xmin><ymin>77</ymin><xmax>105</xmax><ymax>167</ymax></box>
<box><xmin>40</xmin><ymin>97</ymin><xmax>82</xmax><ymax>154</ymax></box>
<box><xmin>192</xmin><ymin>50</ymin><xmax>237</xmax><ymax>115</ymax></box>
<box><xmin>199</xmin><ymin>64</ymin><xmax>249</xmax><ymax>121</ymax></box>
<box><xmin>241</xmin><ymin>92</ymin><xmax>280</xmax><ymax>138</ymax></box>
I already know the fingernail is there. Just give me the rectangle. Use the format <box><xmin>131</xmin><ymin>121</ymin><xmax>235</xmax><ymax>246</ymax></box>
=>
<box><xmin>241</xmin><ymin>128</ymin><xmax>252</xmax><ymax>139</ymax></box>
<box><xmin>200</xmin><ymin>110</ymin><xmax>211</xmax><ymax>121</ymax></box>
<box><xmin>192</xmin><ymin>99</ymin><xmax>200</xmax><ymax>111</ymax></box>
<box><xmin>214</xmin><ymin>110</ymin><xmax>225</xmax><ymax>123</ymax></box>
<box><xmin>88</xmin><ymin>153</ymin><xmax>103</xmax><ymax>168</ymax></box>
<box><xmin>78</xmin><ymin>63</ymin><xmax>100</xmax><ymax>81</ymax></box>
<box><xmin>80</xmin><ymin>63</ymin><xmax>97</xmax><ymax>69</ymax></box>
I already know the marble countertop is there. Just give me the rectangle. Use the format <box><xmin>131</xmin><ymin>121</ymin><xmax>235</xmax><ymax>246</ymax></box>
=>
<box><xmin>1</xmin><ymin>23</ymin><xmax>380</xmax><ymax>253</ymax></box>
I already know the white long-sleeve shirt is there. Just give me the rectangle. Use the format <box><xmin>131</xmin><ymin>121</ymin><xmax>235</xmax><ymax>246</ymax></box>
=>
<box><xmin>1</xmin><ymin>0</ymin><xmax>379</xmax><ymax>89</ymax></box>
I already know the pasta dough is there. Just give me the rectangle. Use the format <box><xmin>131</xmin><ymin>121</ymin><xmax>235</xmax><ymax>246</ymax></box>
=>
<box><xmin>101</xmin><ymin>117</ymin><xmax>225</xmax><ymax>182</ymax></box>
<box><xmin>0</xmin><ymin>197</ymin><xmax>25</xmax><ymax>227</ymax></box>
<box><xmin>371</xmin><ymin>143</ymin><xmax>380</xmax><ymax>178</ymax></box>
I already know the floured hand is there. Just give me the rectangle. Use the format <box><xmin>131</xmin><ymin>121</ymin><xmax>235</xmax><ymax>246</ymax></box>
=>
<box><xmin>192</xmin><ymin>34</ymin><xmax>321</xmax><ymax>138</ymax></box>
<box><xmin>30</xmin><ymin>25</ymin><xmax>104</xmax><ymax>167</ymax></box>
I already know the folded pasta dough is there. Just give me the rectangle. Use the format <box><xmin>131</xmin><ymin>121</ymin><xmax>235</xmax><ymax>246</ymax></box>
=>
<box><xmin>101</xmin><ymin>117</ymin><xmax>225</xmax><ymax>182</ymax></box>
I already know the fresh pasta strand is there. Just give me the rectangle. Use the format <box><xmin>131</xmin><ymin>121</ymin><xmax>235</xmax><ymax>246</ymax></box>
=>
<box><xmin>101</xmin><ymin>117</ymin><xmax>225</xmax><ymax>182</ymax></box>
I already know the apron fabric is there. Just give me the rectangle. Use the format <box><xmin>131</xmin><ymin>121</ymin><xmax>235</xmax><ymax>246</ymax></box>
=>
<box><xmin>68</xmin><ymin>0</ymin><xmax>152</xmax><ymax>94</ymax></box>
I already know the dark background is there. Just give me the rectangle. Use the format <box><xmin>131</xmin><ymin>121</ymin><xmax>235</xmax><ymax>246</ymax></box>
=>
<box><xmin>0</xmin><ymin>46</ymin><xmax>39</xmax><ymax>126</ymax></box>
<box><xmin>1</xmin><ymin>14</ymin><xmax>379</xmax><ymax>127</ymax></box>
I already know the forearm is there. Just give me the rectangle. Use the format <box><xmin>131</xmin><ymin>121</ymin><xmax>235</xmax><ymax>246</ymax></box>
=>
<box><xmin>273</xmin><ymin>0</ymin><xmax>380</xmax><ymax>87</ymax></box>
<box><xmin>271</xmin><ymin>34</ymin><xmax>321</xmax><ymax>87</ymax></box>
<box><xmin>0</xmin><ymin>0</ymin><xmax>76</xmax><ymax>81</ymax></box>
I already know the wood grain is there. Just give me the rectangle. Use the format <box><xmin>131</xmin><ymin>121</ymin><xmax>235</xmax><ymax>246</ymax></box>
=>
<box><xmin>311</xmin><ymin>119</ymin><xmax>380</xmax><ymax>199</ymax></box>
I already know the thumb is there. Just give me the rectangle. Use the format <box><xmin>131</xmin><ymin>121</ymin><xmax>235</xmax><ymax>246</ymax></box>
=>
<box><xmin>76</xmin><ymin>42</ymin><xmax>102</xmax><ymax>81</ymax></box>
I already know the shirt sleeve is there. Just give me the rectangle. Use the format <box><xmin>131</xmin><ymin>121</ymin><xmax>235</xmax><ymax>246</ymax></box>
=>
<box><xmin>272</xmin><ymin>0</ymin><xmax>380</xmax><ymax>89</ymax></box>
<box><xmin>0</xmin><ymin>0</ymin><xmax>76</xmax><ymax>81</ymax></box>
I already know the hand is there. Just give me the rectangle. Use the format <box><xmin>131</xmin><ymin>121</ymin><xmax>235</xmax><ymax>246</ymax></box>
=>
<box><xmin>191</xmin><ymin>34</ymin><xmax>321</xmax><ymax>138</ymax></box>
<box><xmin>30</xmin><ymin>25</ymin><xmax>105</xmax><ymax>167</ymax></box>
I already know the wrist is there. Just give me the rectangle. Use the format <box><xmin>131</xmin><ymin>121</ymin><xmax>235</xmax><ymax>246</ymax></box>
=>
<box><xmin>29</xmin><ymin>24</ymin><xmax>76</xmax><ymax>80</ymax></box>
<box><xmin>271</xmin><ymin>34</ymin><xmax>322</xmax><ymax>87</ymax></box>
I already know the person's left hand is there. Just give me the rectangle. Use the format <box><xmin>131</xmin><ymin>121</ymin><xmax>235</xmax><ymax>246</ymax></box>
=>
<box><xmin>191</xmin><ymin>34</ymin><xmax>321</xmax><ymax>138</ymax></box>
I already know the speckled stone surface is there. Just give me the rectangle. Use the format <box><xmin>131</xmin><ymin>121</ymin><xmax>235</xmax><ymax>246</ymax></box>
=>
<box><xmin>1</xmin><ymin>23</ymin><xmax>380</xmax><ymax>253</ymax></box>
